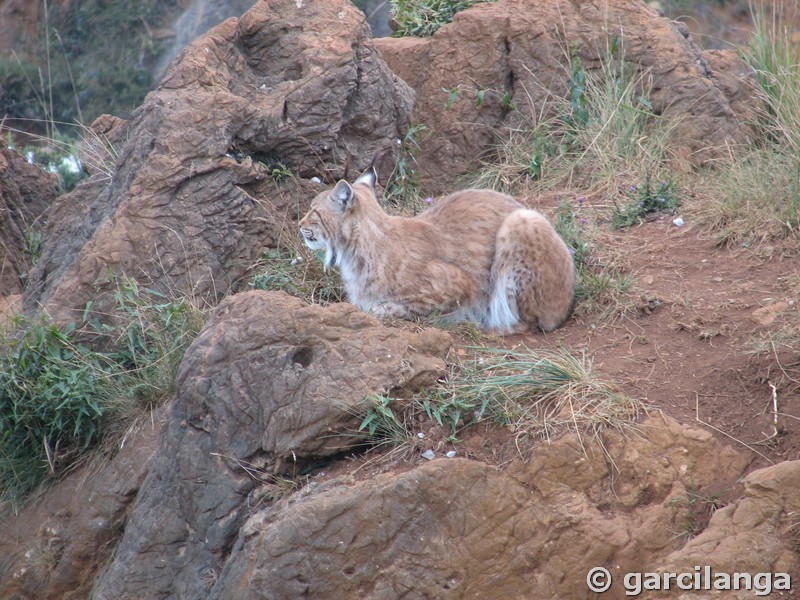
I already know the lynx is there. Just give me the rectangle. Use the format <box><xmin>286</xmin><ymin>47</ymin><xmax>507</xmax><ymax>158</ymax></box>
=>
<box><xmin>299</xmin><ymin>167</ymin><xmax>575</xmax><ymax>332</ymax></box>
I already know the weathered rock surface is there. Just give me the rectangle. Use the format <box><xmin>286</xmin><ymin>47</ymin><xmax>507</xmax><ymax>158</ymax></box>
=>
<box><xmin>0</xmin><ymin>147</ymin><xmax>58</xmax><ymax>296</ymax></box>
<box><xmin>4</xmin><ymin>289</ymin><xmax>799</xmax><ymax>599</ymax></box>
<box><xmin>203</xmin><ymin>414</ymin><xmax>762</xmax><ymax>599</ymax></box>
<box><xmin>0</xmin><ymin>414</ymin><xmax>163</xmax><ymax>600</ymax></box>
<box><xmin>89</xmin><ymin>290</ymin><xmax>451</xmax><ymax>599</ymax></box>
<box><xmin>659</xmin><ymin>458</ymin><xmax>800</xmax><ymax>598</ymax></box>
<box><xmin>23</xmin><ymin>0</ymin><xmax>413</xmax><ymax>324</ymax></box>
<box><xmin>374</xmin><ymin>0</ymin><xmax>759</xmax><ymax>193</ymax></box>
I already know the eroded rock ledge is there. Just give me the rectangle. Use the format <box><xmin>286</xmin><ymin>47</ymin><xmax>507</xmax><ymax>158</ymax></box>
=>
<box><xmin>90</xmin><ymin>290</ymin><xmax>451</xmax><ymax>599</ymax></box>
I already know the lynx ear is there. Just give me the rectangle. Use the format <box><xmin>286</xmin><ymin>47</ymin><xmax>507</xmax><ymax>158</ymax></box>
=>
<box><xmin>354</xmin><ymin>166</ymin><xmax>377</xmax><ymax>189</ymax></box>
<box><xmin>332</xmin><ymin>180</ymin><xmax>354</xmax><ymax>210</ymax></box>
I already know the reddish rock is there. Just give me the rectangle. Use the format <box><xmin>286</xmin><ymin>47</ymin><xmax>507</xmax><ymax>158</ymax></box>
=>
<box><xmin>375</xmin><ymin>0</ymin><xmax>759</xmax><ymax>193</ymax></box>
<box><xmin>90</xmin><ymin>291</ymin><xmax>450</xmax><ymax>600</ymax></box>
<box><xmin>0</xmin><ymin>147</ymin><xmax>58</xmax><ymax>296</ymax></box>
<box><xmin>23</xmin><ymin>0</ymin><xmax>413</xmax><ymax>325</ymax></box>
<box><xmin>206</xmin><ymin>415</ymin><xmax>759</xmax><ymax>599</ymax></box>
<box><xmin>0</xmin><ymin>413</ymin><xmax>163</xmax><ymax>600</ymax></box>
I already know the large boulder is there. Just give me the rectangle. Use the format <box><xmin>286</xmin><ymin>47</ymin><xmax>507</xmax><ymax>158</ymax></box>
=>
<box><xmin>23</xmin><ymin>0</ymin><xmax>413</xmax><ymax>324</ymax></box>
<box><xmin>90</xmin><ymin>290</ymin><xmax>451</xmax><ymax>599</ymax></box>
<box><xmin>205</xmin><ymin>415</ymin><xmax>770</xmax><ymax>599</ymax></box>
<box><xmin>374</xmin><ymin>0</ymin><xmax>759</xmax><ymax>193</ymax></box>
<box><xmin>0</xmin><ymin>147</ymin><xmax>58</xmax><ymax>296</ymax></box>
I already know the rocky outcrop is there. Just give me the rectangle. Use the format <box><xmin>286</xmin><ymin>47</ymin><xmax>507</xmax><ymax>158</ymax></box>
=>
<box><xmin>661</xmin><ymin>460</ymin><xmax>800</xmax><ymax>598</ymax></box>
<box><xmin>23</xmin><ymin>0</ymin><xmax>413</xmax><ymax>325</ymax></box>
<box><xmin>206</xmin><ymin>414</ymin><xmax>760</xmax><ymax>599</ymax></box>
<box><xmin>0</xmin><ymin>147</ymin><xmax>58</xmax><ymax>296</ymax></box>
<box><xmin>374</xmin><ymin>0</ymin><xmax>759</xmax><ymax>193</ymax></box>
<box><xmin>89</xmin><ymin>290</ymin><xmax>451</xmax><ymax>599</ymax></box>
<box><xmin>4</xmin><ymin>288</ymin><xmax>799</xmax><ymax>599</ymax></box>
<box><xmin>0</xmin><ymin>413</ymin><xmax>163</xmax><ymax>600</ymax></box>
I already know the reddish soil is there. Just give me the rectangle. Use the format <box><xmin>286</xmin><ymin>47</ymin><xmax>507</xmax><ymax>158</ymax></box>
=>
<box><xmin>524</xmin><ymin>214</ymin><xmax>800</xmax><ymax>472</ymax></box>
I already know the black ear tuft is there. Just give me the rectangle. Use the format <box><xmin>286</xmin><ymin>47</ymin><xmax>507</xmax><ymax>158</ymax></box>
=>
<box><xmin>354</xmin><ymin>166</ymin><xmax>377</xmax><ymax>189</ymax></box>
<box><xmin>332</xmin><ymin>180</ymin><xmax>354</xmax><ymax>210</ymax></box>
<box><xmin>342</xmin><ymin>154</ymin><xmax>352</xmax><ymax>182</ymax></box>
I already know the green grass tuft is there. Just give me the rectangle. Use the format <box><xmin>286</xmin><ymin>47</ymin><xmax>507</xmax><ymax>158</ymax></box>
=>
<box><xmin>390</xmin><ymin>0</ymin><xmax>495</xmax><ymax>37</ymax></box>
<box><xmin>248</xmin><ymin>248</ymin><xmax>345</xmax><ymax>306</ymax></box>
<box><xmin>611</xmin><ymin>176</ymin><xmax>680</xmax><ymax>229</ymax></box>
<box><xmin>0</xmin><ymin>319</ymin><xmax>106</xmax><ymax>501</ymax></box>
<box><xmin>475</xmin><ymin>37</ymin><xmax>677</xmax><ymax>196</ymax></box>
<box><xmin>686</xmin><ymin>2</ymin><xmax>800</xmax><ymax>253</ymax></box>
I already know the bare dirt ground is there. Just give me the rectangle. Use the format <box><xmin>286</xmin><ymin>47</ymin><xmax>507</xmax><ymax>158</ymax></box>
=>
<box><xmin>456</xmin><ymin>185</ymin><xmax>800</xmax><ymax>476</ymax></box>
<box><xmin>530</xmin><ymin>214</ymin><xmax>799</xmax><ymax>470</ymax></box>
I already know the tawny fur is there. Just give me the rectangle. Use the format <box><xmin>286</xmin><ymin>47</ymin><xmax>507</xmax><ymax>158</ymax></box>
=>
<box><xmin>299</xmin><ymin>168</ymin><xmax>575</xmax><ymax>332</ymax></box>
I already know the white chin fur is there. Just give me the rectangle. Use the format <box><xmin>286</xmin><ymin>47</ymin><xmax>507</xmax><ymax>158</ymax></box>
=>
<box><xmin>302</xmin><ymin>237</ymin><xmax>333</xmax><ymax>269</ymax></box>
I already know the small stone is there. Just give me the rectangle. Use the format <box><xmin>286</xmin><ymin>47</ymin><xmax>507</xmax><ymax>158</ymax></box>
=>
<box><xmin>749</xmin><ymin>301</ymin><xmax>791</xmax><ymax>327</ymax></box>
<box><xmin>672</xmin><ymin>217</ymin><xmax>684</xmax><ymax>227</ymax></box>
<box><xmin>421</xmin><ymin>449</ymin><xmax>436</xmax><ymax>460</ymax></box>
<box><xmin>417</xmin><ymin>432</ymin><xmax>425</xmax><ymax>439</ymax></box>
<box><xmin>310</xmin><ymin>176</ymin><xmax>321</xmax><ymax>184</ymax></box>
<box><xmin>446</xmin><ymin>450</ymin><xmax>457</xmax><ymax>458</ymax></box>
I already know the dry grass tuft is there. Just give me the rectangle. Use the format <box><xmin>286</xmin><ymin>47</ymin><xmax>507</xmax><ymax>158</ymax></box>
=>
<box><xmin>351</xmin><ymin>346</ymin><xmax>643</xmax><ymax>458</ymax></box>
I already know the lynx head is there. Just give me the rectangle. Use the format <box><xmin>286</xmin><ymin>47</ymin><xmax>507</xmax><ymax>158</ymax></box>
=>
<box><xmin>299</xmin><ymin>167</ymin><xmax>378</xmax><ymax>269</ymax></box>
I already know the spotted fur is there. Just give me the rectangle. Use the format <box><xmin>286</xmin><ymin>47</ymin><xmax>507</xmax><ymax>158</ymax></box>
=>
<box><xmin>299</xmin><ymin>167</ymin><xmax>575</xmax><ymax>332</ymax></box>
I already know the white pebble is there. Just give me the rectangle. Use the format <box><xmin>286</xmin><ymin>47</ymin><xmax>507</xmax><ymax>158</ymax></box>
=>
<box><xmin>417</xmin><ymin>432</ymin><xmax>425</xmax><ymax>439</ymax></box>
<box><xmin>672</xmin><ymin>217</ymin><xmax>685</xmax><ymax>227</ymax></box>
<box><xmin>446</xmin><ymin>450</ymin><xmax>457</xmax><ymax>458</ymax></box>
<box><xmin>421</xmin><ymin>449</ymin><xmax>436</xmax><ymax>460</ymax></box>
<box><xmin>310</xmin><ymin>177</ymin><xmax>321</xmax><ymax>184</ymax></box>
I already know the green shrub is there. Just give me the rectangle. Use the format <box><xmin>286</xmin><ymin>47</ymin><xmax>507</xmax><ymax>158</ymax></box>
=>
<box><xmin>257</xmin><ymin>161</ymin><xmax>293</xmax><ymax>182</ymax></box>
<box><xmin>0</xmin><ymin>57</ymin><xmax>45</xmax><ymax>123</ymax></box>
<box><xmin>0</xmin><ymin>320</ymin><xmax>106</xmax><ymax>500</ymax></box>
<box><xmin>391</xmin><ymin>0</ymin><xmax>494</xmax><ymax>37</ymax></box>
<box><xmin>97</xmin><ymin>278</ymin><xmax>205</xmax><ymax>405</ymax></box>
<box><xmin>0</xmin><ymin>277</ymin><xmax>206</xmax><ymax>508</ymax></box>
<box><xmin>1</xmin><ymin>0</ymin><xmax>179</xmax><ymax>131</ymax></box>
